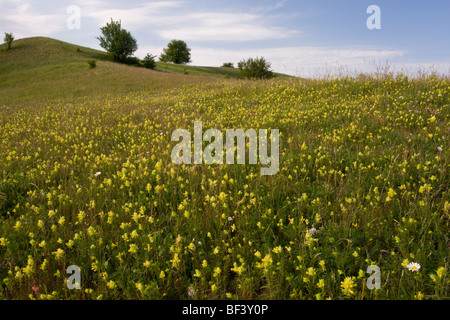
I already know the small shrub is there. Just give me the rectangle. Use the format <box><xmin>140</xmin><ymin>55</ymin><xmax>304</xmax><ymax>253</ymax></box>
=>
<box><xmin>124</xmin><ymin>56</ymin><xmax>142</xmax><ymax>67</ymax></box>
<box><xmin>3</xmin><ymin>32</ymin><xmax>14</xmax><ymax>50</ymax></box>
<box><xmin>87</xmin><ymin>60</ymin><xmax>97</xmax><ymax>69</ymax></box>
<box><xmin>142</xmin><ymin>53</ymin><xmax>157</xmax><ymax>69</ymax></box>
<box><xmin>76</xmin><ymin>48</ymin><xmax>81</xmax><ymax>53</ymax></box>
<box><xmin>222</xmin><ymin>62</ymin><xmax>234</xmax><ymax>68</ymax></box>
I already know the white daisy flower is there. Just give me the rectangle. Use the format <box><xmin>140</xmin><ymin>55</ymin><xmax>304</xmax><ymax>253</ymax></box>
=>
<box><xmin>437</xmin><ymin>146</ymin><xmax>443</xmax><ymax>152</ymax></box>
<box><xmin>94</xmin><ymin>172</ymin><xmax>101</xmax><ymax>177</ymax></box>
<box><xmin>187</xmin><ymin>286</ymin><xmax>195</xmax><ymax>298</ymax></box>
<box><xmin>406</xmin><ymin>262</ymin><xmax>421</xmax><ymax>272</ymax></box>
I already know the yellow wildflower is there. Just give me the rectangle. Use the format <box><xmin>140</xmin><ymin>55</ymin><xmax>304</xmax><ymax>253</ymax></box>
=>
<box><xmin>341</xmin><ymin>277</ymin><xmax>356</xmax><ymax>296</ymax></box>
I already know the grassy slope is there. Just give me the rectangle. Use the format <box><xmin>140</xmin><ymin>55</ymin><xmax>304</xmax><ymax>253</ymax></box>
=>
<box><xmin>0</xmin><ymin>37</ymin><xmax>225</xmax><ymax>105</ymax></box>
<box><xmin>155</xmin><ymin>62</ymin><xmax>242</xmax><ymax>78</ymax></box>
<box><xmin>0</xmin><ymin>37</ymin><xmax>289</xmax><ymax>105</ymax></box>
<box><xmin>155</xmin><ymin>62</ymin><xmax>290</xmax><ymax>79</ymax></box>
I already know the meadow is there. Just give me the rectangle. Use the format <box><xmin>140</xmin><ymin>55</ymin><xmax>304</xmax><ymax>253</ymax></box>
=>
<box><xmin>0</xmin><ymin>38</ymin><xmax>449</xmax><ymax>300</ymax></box>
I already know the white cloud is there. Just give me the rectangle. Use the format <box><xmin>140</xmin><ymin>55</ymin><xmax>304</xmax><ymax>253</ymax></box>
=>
<box><xmin>74</xmin><ymin>1</ymin><xmax>300</xmax><ymax>42</ymax></box>
<box><xmin>78</xmin><ymin>1</ymin><xmax>184</xmax><ymax>29</ymax></box>
<box><xmin>0</xmin><ymin>0</ymin><xmax>67</xmax><ymax>37</ymax></box>
<box><xmin>1</xmin><ymin>0</ymin><xmax>301</xmax><ymax>42</ymax></box>
<box><xmin>156</xmin><ymin>12</ymin><xmax>300</xmax><ymax>41</ymax></box>
<box><xmin>186</xmin><ymin>46</ymin><xmax>407</xmax><ymax>77</ymax></box>
<box><xmin>0</xmin><ymin>0</ymin><xmax>185</xmax><ymax>37</ymax></box>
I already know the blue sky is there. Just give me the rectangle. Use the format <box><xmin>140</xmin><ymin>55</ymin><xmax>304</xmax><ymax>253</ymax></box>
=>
<box><xmin>1</xmin><ymin>0</ymin><xmax>449</xmax><ymax>76</ymax></box>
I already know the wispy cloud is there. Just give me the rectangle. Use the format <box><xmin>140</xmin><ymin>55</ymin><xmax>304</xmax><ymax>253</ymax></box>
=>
<box><xmin>77</xmin><ymin>1</ymin><xmax>184</xmax><ymax>29</ymax></box>
<box><xmin>74</xmin><ymin>1</ymin><xmax>300</xmax><ymax>42</ymax></box>
<box><xmin>184</xmin><ymin>46</ymin><xmax>406</xmax><ymax>76</ymax></box>
<box><xmin>0</xmin><ymin>0</ymin><xmax>303</xmax><ymax>43</ymax></box>
<box><xmin>1</xmin><ymin>0</ymin><xmax>67</xmax><ymax>37</ymax></box>
<box><xmin>156</xmin><ymin>12</ymin><xmax>300</xmax><ymax>41</ymax></box>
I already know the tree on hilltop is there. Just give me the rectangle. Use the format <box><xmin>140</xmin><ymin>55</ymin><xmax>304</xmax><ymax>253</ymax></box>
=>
<box><xmin>97</xmin><ymin>19</ymin><xmax>137</xmax><ymax>62</ymax></box>
<box><xmin>238</xmin><ymin>57</ymin><xmax>274</xmax><ymax>79</ymax></box>
<box><xmin>160</xmin><ymin>40</ymin><xmax>191</xmax><ymax>64</ymax></box>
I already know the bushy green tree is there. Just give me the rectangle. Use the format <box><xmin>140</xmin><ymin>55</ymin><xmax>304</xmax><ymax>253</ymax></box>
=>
<box><xmin>3</xmin><ymin>32</ymin><xmax>14</xmax><ymax>50</ymax></box>
<box><xmin>97</xmin><ymin>19</ymin><xmax>137</xmax><ymax>62</ymax></box>
<box><xmin>222</xmin><ymin>62</ymin><xmax>234</xmax><ymax>68</ymax></box>
<box><xmin>160</xmin><ymin>40</ymin><xmax>191</xmax><ymax>64</ymax></box>
<box><xmin>238</xmin><ymin>57</ymin><xmax>273</xmax><ymax>79</ymax></box>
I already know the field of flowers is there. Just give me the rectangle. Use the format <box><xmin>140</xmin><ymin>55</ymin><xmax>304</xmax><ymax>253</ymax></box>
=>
<box><xmin>0</xmin><ymin>74</ymin><xmax>448</xmax><ymax>300</ymax></box>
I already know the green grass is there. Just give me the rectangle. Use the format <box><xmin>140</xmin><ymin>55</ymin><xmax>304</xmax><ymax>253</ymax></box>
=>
<box><xmin>155</xmin><ymin>61</ymin><xmax>290</xmax><ymax>79</ymax></box>
<box><xmin>0</xmin><ymin>37</ymin><xmax>217</xmax><ymax>105</ymax></box>
<box><xmin>0</xmin><ymin>37</ymin><xmax>448</xmax><ymax>301</ymax></box>
<box><xmin>0</xmin><ymin>37</ymin><xmax>290</xmax><ymax>105</ymax></box>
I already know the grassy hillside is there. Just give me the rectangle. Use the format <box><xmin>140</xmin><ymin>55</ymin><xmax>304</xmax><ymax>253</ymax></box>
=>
<box><xmin>156</xmin><ymin>62</ymin><xmax>242</xmax><ymax>78</ymax></box>
<box><xmin>155</xmin><ymin>61</ymin><xmax>290</xmax><ymax>79</ymax></box>
<box><xmin>0</xmin><ymin>37</ymin><xmax>290</xmax><ymax>105</ymax></box>
<box><xmin>0</xmin><ymin>37</ymin><xmax>223</xmax><ymax>105</ymax></box>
